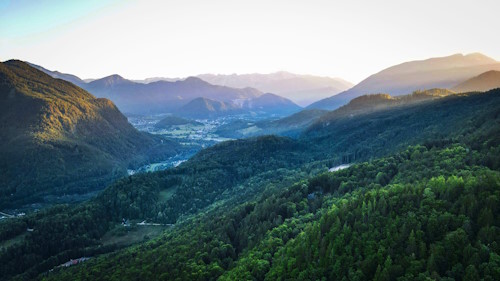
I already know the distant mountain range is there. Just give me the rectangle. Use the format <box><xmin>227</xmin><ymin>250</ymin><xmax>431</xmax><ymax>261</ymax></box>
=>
<box><xmin>27</xmin><ymin>53</ymin><xmax>500</xmax><ymax>115</ymax></box>
<box><xmin>0</xmin><ymin>60</ymin><xmax>180</xmax><ymax>208</ymax></box>
<box><xmin>83</xmin><ymin>75</ymin><xmax>269</xmax><ymax>115</ymax></box>
<box><xmin>28</xmin><ymin>62</ymin><xmax>87</xmax><ymax>87</ymax></box>
<box><xmin>129</xmin><ymin>72</ymin><xmax>353</xmax><ymax>106</ymax></box>
<box><xmin>452</xmin><ymin>70</ymin><xmax>500</xmax><ymax>93</ymax></box>
<box><xmin>197</xmin><ymin>71</ymin><xmax>353</xmax><ymax>106</ymax></box>
<box><xmin>308</xmin><ymin>53</ymin><xmax>500</xmax><ymax>110</ymax></box>
<box><xmin>26</xmin><ymin>64</ymin><xmax>303</xmax><ymax>116</ymax></box>
<box><xmin>132</xmin><ymin>77</ymin><xmax>180</xmax><ymax>84</ymax></box>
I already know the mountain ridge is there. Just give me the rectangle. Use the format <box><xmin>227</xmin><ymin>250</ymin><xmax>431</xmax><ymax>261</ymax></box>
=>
<box><xmin>26</xmin><ymin>62</ymin><xmax>87</xmax><ymax>87</ymax></box>
<box><xmin>82</xmin><ymin>76</ymin><xmax>263</xmax><ymax>115</ymax></box>
<box><xmin>176</xmin><ymin>93</ymin><xmax>302</xmax><ymax>119</ymax></box>
<box><xmin>176</xmin><ymin>97</ymin><xmax>243</xmax><ymax>119</ymax></box>
<box><xmin>308</xmin><ymin>53</ymin><xmax>500</xmax><ymax>110</ymax></box>
<box><xmin>215</xmin><ymin>89</ymin><xmax>456</xmax><ymax>139</ymax></box>
<box><xmin>26</xmin><ymin>62</ymin><xmax>339</xmax><ymax>112</ymax></box>
<box><xmin>197</xmin><ymin>71</ymin><xmax>353</xmax><ymax>106</ymax></box>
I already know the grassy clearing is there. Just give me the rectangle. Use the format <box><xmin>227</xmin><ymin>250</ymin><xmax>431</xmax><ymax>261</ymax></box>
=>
<box><xmin>100</xmin><ymin>224</ymin><xmax>171</xmax><ymax>247</ymax></box>
<box><xmin>159</xmin><ymin>187</ymin><xmax>177</xmax><ymax>203</ymax></box>
<box><xmin>0</xmin><ymin>232</ymin><xmax>28</xmax><ymax>250</ymax></box>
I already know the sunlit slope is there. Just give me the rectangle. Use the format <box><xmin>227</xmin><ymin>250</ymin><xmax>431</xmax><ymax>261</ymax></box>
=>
<box><xmin>0</xmin><ymin>60</ymin><xmax>179</xmax><ymax>209</ymax></box>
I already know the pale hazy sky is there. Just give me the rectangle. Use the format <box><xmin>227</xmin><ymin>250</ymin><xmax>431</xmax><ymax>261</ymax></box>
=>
<box><xmin>1</xmin><ymin>0</ymin><xmax>499</xmax><ymax>83</ymax></box>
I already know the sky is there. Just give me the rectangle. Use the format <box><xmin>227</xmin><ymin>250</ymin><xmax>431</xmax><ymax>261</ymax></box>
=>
<box><xmin>1</xmin><ymin>0</ymin><xmax>499</xmax><ymax>84</ymax></box>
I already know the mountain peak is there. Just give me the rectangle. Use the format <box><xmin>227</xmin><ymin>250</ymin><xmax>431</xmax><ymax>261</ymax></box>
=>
<box><xmin>5</xmin><ymin>59</ymin><xmax>28</xmax><ymax>66</ymax></box>
<box><xmin>89</xmin><ymin>74</ymin><xmax>131</xmax><ymax>87</ymax></box>
<box><xmin>183</xmin><ymin>76</ymin><xmax>207</xmax><ymax>84</ymax></box>
<box><xmin>464</xmin><ymin>52</ymin><xmax>496</xmax><ymax>63</ymax></box>
<box><xmin>102</xmin><ymin>74</ymin><xmax>126</xmax><ymax>82</ymax></box>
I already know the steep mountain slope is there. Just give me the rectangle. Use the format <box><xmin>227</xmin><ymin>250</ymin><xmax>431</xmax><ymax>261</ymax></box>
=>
<box><xmin>452</xmin><ymin>70</ymin><xmax>500</xmax><ymax>92</ymax></box>
<box><xmin>198</xmin><ymin>71</ymin><xmax>353</xmax><ymax>106</ymax></box>
<box><xmin>83</xmin><ymin>76</ymin><xmax>262</xmax><ymax>115</ymax></box>
<box><xmin>0</xmin><ymin>60</ymin><xmax>179</xmax><ymax>209</ymax></box>
<box><xmin>309</xmin><ymin>53</ymin><xmax>500</xmax><ymax>110</ymax></box>
<box><xmin>7</xmin><ymin>89</ymin><xmax>498</xmax><ymax>280</ymax></box>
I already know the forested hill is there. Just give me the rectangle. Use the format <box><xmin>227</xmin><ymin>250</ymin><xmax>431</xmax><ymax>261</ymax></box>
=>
<box><xmin>314</xmin><ymin>88</ymin><xmax>454</xmax><ymax>122</ymax></box>
<box><xmin>298</xmin><ymin>90</ymin><xmax>497</xmax><ymax>165</ymax></box>
<box><xmin>154</xmin><ymin>115</ymin><xmax>202</xmax><ymax>129</ymax></box>
<box><xmin>38</xmin><ymin>90</ymin><xmax>500</xmax><ymax>281</ymax></box>
<box><xmin>175</xmin><ymin>97</ymin><xmax>243</xmax><ymax>119</ymax></box>
<box><xmin>214</xmin><ymin>89</ymin><xmax>455</xmax><ymax>140</ymax></box>
<box><xmin>0</xmin><ymin>60</ymin><xmax>180</xmax><ymax>209</ymax></box>
<box><xmin>0</xmin><ymin>89</ymin><xmax>498</xmax><ymax>280</ymax></box>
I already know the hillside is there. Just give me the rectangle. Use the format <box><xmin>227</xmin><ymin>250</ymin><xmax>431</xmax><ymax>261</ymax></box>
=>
<box><xmin>452</xmin><ymin>70</ymin><xmax>500</xmax><ymax>92</ymax></box>
<box><xmin>198</xmin><ymin>71</ymin><xmax>353</xmax><ymax>106</ymax></box>
<box><xmin>315</xmin><ymin>88</ymin><xmax>455</xmax><ymax>123</ymax></box>
<box><xmin>215</xmin><ymin>109</ymin><xmax>328</xmax><ymax>138</ymax></box>
<box><xmin>216</xmin><ymin>89</ymin><xmax>455</xmax><ymax>139</ymax></box>
<box><xmin>45</xmin><ymin>143</ymin><xmax>500</xmax><ymax>281</ymax></box>
<box><xmin>175</xmin><ymin>97</ymin><xmax>243</xmax><ymax>119</ymax></box>
<box><xmin>309</xmin><ymin>53</ymin><xmax>500</xmax><ymax>110</ymax></box>
<box><xmin>303</xmin><ymin>90</ymin><xmax>497</xmax><ymax>163</ymax></box>
<box><xmin>242</xmin><ymin>93</ymin><xmax>302</xmax><ymax>115</ymax></box>
<box><xmin>154</xmin><ymin>115</ymin><xmax>202</xmax><ymax>129</ymax></box>
<box><xmin>175</xmin><ymin>94</ymin><xmax>301</xmax><ymax>119</ymax></box>
<box><xmin>0</xmin><ymin>60</ymin><xmax>179</xmax><ymax>209</ymax></box>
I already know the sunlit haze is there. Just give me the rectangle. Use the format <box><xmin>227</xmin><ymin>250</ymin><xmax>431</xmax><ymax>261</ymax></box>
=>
<box><xmin>1</xmin><ymin>0</ymin><xmax>499</xmax><ymax>83</ymax></box>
